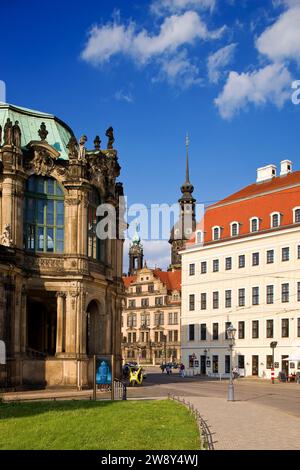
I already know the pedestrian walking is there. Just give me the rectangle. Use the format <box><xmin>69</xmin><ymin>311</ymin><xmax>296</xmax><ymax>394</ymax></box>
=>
<box><xmin>179</xmin><ymin>363</ymin><xmax>185</xmax><ymax>378</ymax></box>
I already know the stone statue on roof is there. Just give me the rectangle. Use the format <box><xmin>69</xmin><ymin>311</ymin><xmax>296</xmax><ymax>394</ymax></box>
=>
<box><xmin>79</xmin><ymin>135</ymin><xmax>87</xmax><ymax>160</ymax></box>
<box><xmin>4</xmin><ymin>118</ymin><xmax>13</xmax><ymax>145</ymax></box>
<box><xmin>38</xmin><ymin>122</ymin><xmax>48</xmax><ymax>141</ymax></box>
<box><xmin>105</xmin><ymin>127</ymin><xmax>114</xmax><ymax>149</ymax></box>
<box><xmin>12</xmin><ymin>121</ymin><xmax>22</xmax><ymax>148</ymax></box>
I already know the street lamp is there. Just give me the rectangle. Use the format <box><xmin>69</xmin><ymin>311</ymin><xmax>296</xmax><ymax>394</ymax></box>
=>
<box><xmin>227</xmin><ymin>323</ymin><xmax>236</xmax><ymax>402</ymax></box>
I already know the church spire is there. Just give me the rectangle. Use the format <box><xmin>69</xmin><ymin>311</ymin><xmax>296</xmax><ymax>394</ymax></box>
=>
<box><xmin>180</xmin><ymin>133</ymin><xmax>194</xmax><ymax>200</ymax></box>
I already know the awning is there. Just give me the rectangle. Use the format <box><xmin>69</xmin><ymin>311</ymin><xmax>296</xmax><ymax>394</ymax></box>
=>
<box><xmin>287</xmin><ymin>350</ymin><xmax>300</xmax><ymax>361</ymax></box>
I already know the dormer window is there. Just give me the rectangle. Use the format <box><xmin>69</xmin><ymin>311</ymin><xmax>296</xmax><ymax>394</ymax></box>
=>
<box><xmin>212</xmin><ymin>226</ymin><xmax>221</xmax><ymax>241</ymax></box>
<box><xmin>250</xmin><ymin>217</ymin><xmax>259</xmax><ymax>233</ymax></box>
<box><xmin>271</xmin><ymin>212</ymin><xmax>281</xmax><ymax>228</ymax></box>
<box><xmin>230</xmin><ymin>222</ymin><xmax>239</xmax><ymax>237</ymax></box>
<box><xmin>196</xmin><ymin>230</ymin><xmax>203</xmax><ymax>244</ymax></box>
<box><xmin>293</xmin><ymin>207</ymin><xmax>300</xmax><ymax>224</ymax></box>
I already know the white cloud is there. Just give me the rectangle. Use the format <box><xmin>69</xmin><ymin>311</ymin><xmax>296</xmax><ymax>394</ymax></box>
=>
<box><xmin>81</xmin><ymin>12</ymin><xmax>225</xmax><ymax>66</ymax></box>
<box><xmin>215</xmin><ymin>63</ymin><xmax>292</xmax><ymax>119</ymax></box>
<box><xmin>207</xmin><ymin>43</ymin><xmax>237</xmax><ymax>83</ymax></box>
<box><xmin>257</xmin><ymin>5</ymin><xmax>300</xmax><ymax>64</ymax></box>
<box><xmin>150</xmin><ymin>0</ymin><xmax>216</xmax><ymax>16</ymax></box>
<box><xmin>155</xmin><ymin>50</ymin><xmax>203</xmax><ymax>88</ymax></box>
<box><xmin>114</xmin><ymin>90</ymin><xmax>134</xmax><ymax>103</ymax></box>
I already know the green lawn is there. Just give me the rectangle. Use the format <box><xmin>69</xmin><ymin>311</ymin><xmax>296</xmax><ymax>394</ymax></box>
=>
<box><xmin>0</xmin><ymin>399</ymin><xmax>200</xmax><ymax>450</ymax></box>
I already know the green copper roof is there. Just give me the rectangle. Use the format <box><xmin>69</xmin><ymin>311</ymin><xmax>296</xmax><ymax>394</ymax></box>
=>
<box><xmin>0</xmin><ymin>103</ymin><xmax>74</xmax><ymax>160</ymax></box>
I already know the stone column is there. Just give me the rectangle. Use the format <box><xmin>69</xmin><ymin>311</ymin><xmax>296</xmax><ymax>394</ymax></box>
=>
<box><xmin>20</xmin><ymin>286</ymin><xmax>27</xmax><ymax>354</ymax></box>
<box><xmin>65</xmin><ymin>292</ymin><xmax>78</xmax><ymax>355</ymax></box>
<box><xmin>56</xmin><ymin>292</ymin><xmax>66</xmax><ymax>355</ymax></box>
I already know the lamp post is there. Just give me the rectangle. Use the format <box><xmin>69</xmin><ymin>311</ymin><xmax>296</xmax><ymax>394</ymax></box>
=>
<box><xmin>270</xmin><ymin>341</ymin><xmax>278</xmax><ymax>384</ymax></box>
<box><xmin>162</xmin><ymin>334</ymin><xmax>167</xmax><ymax>363</ymax></box>
<box><xmin>227</xmin><ymin>323</ymin><xmax>236</xmax><ymax>402</ymax></box>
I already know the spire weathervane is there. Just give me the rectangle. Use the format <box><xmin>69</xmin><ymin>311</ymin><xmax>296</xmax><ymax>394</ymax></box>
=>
<box><xmin>185</xmin><ymin>132</ymin><xmax>190</xmax><ymax>184</ymax></box>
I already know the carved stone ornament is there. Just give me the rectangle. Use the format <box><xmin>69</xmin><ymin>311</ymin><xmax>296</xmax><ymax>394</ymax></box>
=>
<box><xmin>94</xmin><ymin>135</ymin><xmax>101</xmax><ymax>150</ymax></box>
<box><xmin>33</xmin><ymin>150</ymin><xmax>55</xmax><ymax>176</ymax></box>
<box><xmin>105</xmin><ymin>127</ymin><xmax>114</xmax><ymax>149</ymax></box>
<box><xmin>0</xmin><ymin>224</ymin><xmax>13</xmax><ymax>247</ymax></box>
<box><xmin>12</xmin><ymin>121</ymin><xmax>22</xmax><ymax>149</ymax></box>
<box><xmin>67</xmin><ymin>136</ymin><xmax>79</xmax><ymax>161</ymax></box>
<box><xmin>4</xmin><ymin>118</ymin><xmax>13</xmax><ymax>145</ymax></box>
<box><xmin>79</xmin><ymin>135</ymin><xmax>87</xmax><ymax>161</ymax></box>
<box><xmin>65</xmin><ymin>197</ymin><xmax>80</xmax><ymax>206</ymax></box>
<box><xmin>25</xmin><ymin>257</ymin><xmax>64</xmax><ymax>271</ymax></box>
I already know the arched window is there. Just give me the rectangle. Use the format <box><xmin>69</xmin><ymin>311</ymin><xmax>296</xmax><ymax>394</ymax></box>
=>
<box><xmin>212</xmin><ymin>226</ymin><xmax>221</xmax><ymax>241</ymax></box>
<box><xmin>196</xmin><ymin>230</ymin><xmax>203</xmax><ymax>244</ymax></box>
<box><xmin>88</xmin><ymin>189</ymin><xmax>105</xmax><ymax>261</ymax></box>
<box><xmin>271</xmin><ymin>212</ymin><xmax>280</xmax><ymax>228</ymax></box>
<box><xmin>24</xmin><ymin>176</ymin><xmax>64</xmax><ymax>253</ymax></box>
<box><xmin>250</xmin><ymin>217</ymin><xmax>259</xmax><ymax>233</ymax></box>
<box><xmin>293</xmin><ymin>207</ymin><xmax>300</xmax><ymax>223</ymax></box>
<box><xmin>230</xmin><ymin>222</ymin><xmax>239</xmax><ymax>237</ymax></box>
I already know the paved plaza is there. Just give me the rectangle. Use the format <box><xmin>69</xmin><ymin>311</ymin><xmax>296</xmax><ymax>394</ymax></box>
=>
<box><xmin>2</xmin><ymin>367</ymin><xmax>300</xmax><ymax>450</ymax></box>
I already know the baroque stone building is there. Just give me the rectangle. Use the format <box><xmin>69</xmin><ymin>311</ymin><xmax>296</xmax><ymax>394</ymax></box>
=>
<box><xmin>0</xmin><ymin>103</ymin><xmax>124</xmax><ymax>389</ymax></box>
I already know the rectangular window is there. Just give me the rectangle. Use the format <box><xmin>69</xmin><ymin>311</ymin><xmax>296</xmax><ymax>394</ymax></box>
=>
<box><xmin>298</xmin><ymin>283</ymin><xmax>300</xmax><ymax>302</ymax></box>
<box><xmin>128</xmin><ymin>333</ymin><xmax>131</xmax><ymax>343</ymax></box>
<box><xmin>213</xmin><ymin>259</ymin><xmax>219</xmax><ymax>272</ymax></box>
<box><xmin>213</xmin><ymin>323</ymin><xmax>219</xmax><ymax>340</ymax></box>
<box><xmin>252</xmin><ymin>252</ymin><xmax>259</xmax><ymax>266</ymax></box>
<box><xmin>238</xmin><ymin>321</ymin><xmax>245</xmax><ymax>339</ymax></box>
<box><xmin>282</xmin><ymin>247</ymin><xmax>290</xmax><ymax>262</ymax></box>
<box><xmin>132</xmin><ymin>333</ymin><xmax>137</xmax><ymax>343</ymax></box>
<box><xmin>189</xmin><ymin>324</ymin><xmax>195</xmax><ymax>341</ymax></box>
<box><xmin>252</xmin><ymin>287</ymin><xmax>259</xmax><ymax>305</ymax></box>
<box><xmin>267</xmin><ymin>285</ymin><xmax>274</xmax><ymax>304</ymax></box>
<box><xmin>148</xmin><ymin>284</ymin><xmax>154</xmax><ymax>293</ymax></box>
<box><xmin>225</xmin><ymin>355</ymin><xmax>231</xmax><ymax>374</ymax></box>
<box><xmin>168</xmin><ymin>331</ymin><xmax>173</xmax><ymax>342</ymax></box>
<box><xmin>155</xmin><ymin>332</ymin><xmax>159</xmax><ymax>343</ymax></box>
<box><xmin>212</xmin><ymin>356</ymin><xmax>218</xmax><ymax>373</ymax></box>
<box><xmin>174</xmin><ymin>330</ymin><xmax>178</xmax><ymax>342</ymax></box>
<box><xmin>200</xmin><ymin>324</ymin><xmax>207</xmax><ymax>341</ymax></box>
<box><xmin>128</xmin><ymin>299</ymin><xmax>136</xmax><ymax>308</ymax></box>
<box><xmin>201</xmin><ymin>262</ymin><xmax>207</xmax><ymax>274</ymax></box>
<box><xmin>238</xmin><ymin>288</ymin><xmax>245</xmax><ymax>307</ymax></box>
<box><xmin>225</xmin><ymin>321</ymin><xmax>231</xmax><ymax>340</ymax></box>
<box><xmin>173</xmin><ymin>312</ymin><xmax>178</xmax><ymax>325</ymax></box>
<box><xmin>298</xmin><ymin>318</ymin><xmax>300</xmax><ymax>337</ymax></box>
<box><xmin>282</xmin><ymin>318</ymin><xmax>289</xmax><ymax>338</ymax></box>
<box><xmin>213</xmin><ymin>291</ymin><xmax>219</xmax><ymax>309</ymax></box>
<box><xmin>136</xmin><ymin>286</ymin><xmax>141</xmax><ymax>294</ymax></box>
<box><xmin>168</xmin><ymin>312</ymin><xmax>173</xmax><ymax>325</ymax></box>
<box><xmin>239</xmin><ymin>255</ymin><xmax>245</xmax><ymax>268</ymax></box>
<box><xmin>267</xmin><ymin>250</ymin><xmax>274</xmax><ymax>264</ymax></box>
<box><xmin>189</xmin><ymin>294</ymin><xmax>195</xmax><ymax>311</ymax></box>
<box><xmin>266</xmin><ymin>355</ymin><xmax>273</xmax><ymax>369</ymax></box>
<box><xmin>298</xmin><ymin>245</ymin><xmax>300</xmax><ymax>259</ymax></box>
<box><xmin>201</xmin><ymin>293</ymin><xmax>207</xmax><ymax>310</ymax></box>
<box><xmin>155</xmin><ymin>313</ymin><xmax>164</xmax><ymax>326</ymax></box>
<box><xmin>238</xmin><ymin>355</ymin><xmax>245</xmax><ymax>369</ymax></box>
<box><xmin>155</xmin><ymin>297</ymin><xmax>163</xmax><ymax>306</ymax></box>
<box><xmin>266</xmin><ymin>320</ymin><xmax>274</xmax><ymax>338</ymax></box>
<box><xmin>281</xmin><ymin>283</ymin><xmax>289</xmax><ymax>303</ymax></box>
<box><xmin>251</xmin><ymin>218</ymin><xmax>258</xmax><ymax>232</ymax></box>
<box><xmin>141</xmin><ymin>298</ymin><xmax>149</xmax><ymax>307</ymax></box>
<box><xmin>225</xmin><ymin>257</ymin><xmax>232</xmax><ymax>270</ymax></box>
<box><xmin>252</xmin><ymin>320</ymin><xmax>259</xmax><ymax>339</ymax></box>
<box><xmin>189</xmin><ymin>264</ymin><xmax>195</xmax><ymax>276</ymax></box>
<box><xmin>225</xmin><ymin>290</ymin><xmax>232</xmax><ymax>308</ymax></box>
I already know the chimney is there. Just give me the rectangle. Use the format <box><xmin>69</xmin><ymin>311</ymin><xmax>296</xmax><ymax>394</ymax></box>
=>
<box><xmin>280</xmin><ymin>160</ymin><xmax>292</xmax><ymax>176</ymax></box>
<box><xmin>256</xmin><ymin>164</ymin><xmax>277</xmax><ymax>183</ymax></box>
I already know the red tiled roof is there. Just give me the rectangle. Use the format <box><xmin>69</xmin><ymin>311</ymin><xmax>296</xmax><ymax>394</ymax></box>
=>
<box><xmin>187</xmin><ymin>171</ymin><xmax>300</xmax><ymax>245</ymax></box>
<box><xmin>122</xmin><ymin>270</ymin><xmax>181</xmax><ymax>291</ymax></box>
<box><xmin>123</xmin><ymin>276</ymin><xmax>136</xmax><ymax>288</ymax></box>
<box><xmin>153</xmin><ymin>269</ymin><xmax>181</xmax><ymax>291</ymax></box>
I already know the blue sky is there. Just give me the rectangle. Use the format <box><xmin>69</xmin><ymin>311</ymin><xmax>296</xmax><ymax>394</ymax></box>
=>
<box><xmin>1</xmin><ymin>0</ymin><xmax>300</xmax><ymax>269</ymax></box>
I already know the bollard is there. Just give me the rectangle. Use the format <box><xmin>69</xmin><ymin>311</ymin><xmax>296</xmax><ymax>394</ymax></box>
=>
<box><xmin>271</xmin><ymin>368</ymin><xmax>275</xmax><ymax>384</ymax></box>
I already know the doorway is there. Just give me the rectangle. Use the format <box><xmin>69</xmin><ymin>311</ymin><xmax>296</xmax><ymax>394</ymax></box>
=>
<box><xmin>281</xmin><ymin>355</ymin><xmax>289</xmax><ymax>376</ymax></box>
<box><xmin>27</xmin><ymin>299</ymin><xmax>57</xmax><ymax>356</ymax></box>
<box><xmin>252</xmin><ymin>355</ymin><xmax>259</xmax><ymax>376</ymax></box>
<box><xmin>200</xmin><ymin>356</ymin><xmax>206</xmax><ymax>375</ymax></box>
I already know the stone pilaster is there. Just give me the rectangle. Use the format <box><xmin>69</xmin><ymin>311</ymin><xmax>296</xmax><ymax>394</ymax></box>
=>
<box><xmin>56</xmin><ymin>292</ymin><xmax>66</xmax><ymax>355</ymax></box>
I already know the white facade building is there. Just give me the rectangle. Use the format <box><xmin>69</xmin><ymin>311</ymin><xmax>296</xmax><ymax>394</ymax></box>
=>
<box><xmin>181</xmin><ymin>161</ymin><xmax>300</xmax><ymax>379</ymax></box>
